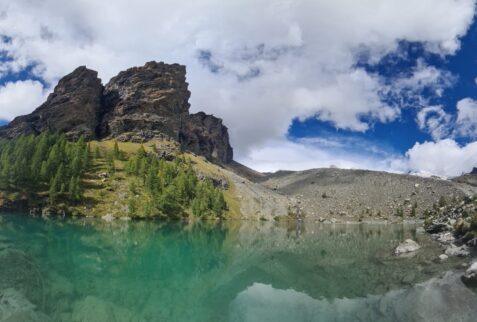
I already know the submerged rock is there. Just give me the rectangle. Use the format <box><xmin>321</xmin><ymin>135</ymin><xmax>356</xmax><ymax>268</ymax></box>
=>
<box><xmin>0</xmin><ymin>248</ymin><xmax>45</xmax><ymax>306</ymax></box>
<box><xmin>394</xmin><ymin>239</ymin><xmax>421</xmax><ymax>256</ymax></box>
<box><xmin>71</xmin><ymin>296</ymin><xmax>145</xmax><ymax>322</ymax></box>
<box><xmin>462</xmin><ymin>261</ymin><xmax>477</xmax><ymax>287</ymax></box>
<box><xmin>0</xmin><ymin>288</ymin><xmax>49</xmax><ymax>322</ymax></box>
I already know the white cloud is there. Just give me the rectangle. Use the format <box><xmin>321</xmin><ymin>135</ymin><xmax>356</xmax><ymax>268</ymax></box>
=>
<box><xmin>416</xmin><ymin>105</ymin><xmax>452</xmax><ymax>140</ymax></box>
<box><xmin>406</xmin><ymin>139</ymin><xmax>477</xmax><ymax>177</ymax></box>
<box><xmin>291</xmin><ymin>69</ymin><xmax>399</xmax><ymax>132</ymax></box>
<box><xmin>0</xmin><ymin>0</ymin><xmax>475</xmax><ymax>174</ymax></box>
<box><xmin>238</xmin><ymin>137</ymin><xmax>407</xmax><ymax>173</ymax></box>
<box><xmin>456</xmin><ymin>98</ymin><xmax>477</xmax><ymax>138</ymax></box>
<box><xmin>0</xmin><ymin>80</ymin><xmax>48</xmax><ymax>120</ymax></box>
<box><xmin>386</xmin><ymin>60</ymin><xmax>455</xmax><ymax>106</ymax></box>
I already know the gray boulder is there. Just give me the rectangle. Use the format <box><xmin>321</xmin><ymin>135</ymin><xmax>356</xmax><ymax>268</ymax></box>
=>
<box><xmin>394</xmin><ymin>239</ymin><xmax>421</xmax><ymax>255</ymax></box>
<box><xmin>462</xmin><ymin>261</ymin><xmax>477</xmax><ymax>287</ymax></box>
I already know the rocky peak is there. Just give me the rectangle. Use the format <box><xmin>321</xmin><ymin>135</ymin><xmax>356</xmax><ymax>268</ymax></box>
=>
<box><xmin>182</xmin><ymin>112</ymin><xmax>233</xmax><ymax>163</ymax></box>
<box><xmin>0</xmin><ymin>66</ymin><xmax>103</xmax><ymax>140</ymax></box>
<box><xmin>0</xmin><ymin>61</ymin><xmax>233</xmax><ymax>164</ymax></box>
<box><xmin>99</xmin><ymin>61</ymin><xmax>191</xmax><ymax>140</ymax></box>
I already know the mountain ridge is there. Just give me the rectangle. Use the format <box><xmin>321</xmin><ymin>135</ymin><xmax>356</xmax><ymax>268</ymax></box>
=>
<box><xmin>0</xmin><ymin>62</ymin><xmax>233</xmax><ymax>164</ymax></box>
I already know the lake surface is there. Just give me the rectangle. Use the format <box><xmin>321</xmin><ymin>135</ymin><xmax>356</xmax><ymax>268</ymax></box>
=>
<box><xmin>0</xmin><ymin>214</ymin><xmax>476</xmax><ymax>322</ymax></box>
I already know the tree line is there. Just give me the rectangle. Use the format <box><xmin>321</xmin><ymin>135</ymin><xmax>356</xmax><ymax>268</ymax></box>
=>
<box><xmin>0</xmin><ymin>133</ymin><xmax>227</xmax><ymax>218</ymax></box>
<box><xmin>0</xmin><ymin>132</ymin><xmax>87</xmax><ymax>202</ymax></box>
<box><xmin>124</xmin><ymin>149</ymin><xmax>227</xmax><ymax>218</ymax></box>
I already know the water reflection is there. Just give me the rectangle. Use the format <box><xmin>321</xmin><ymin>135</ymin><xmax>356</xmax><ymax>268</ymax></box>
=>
<box><xmin>0</xmin><ymin>214</ymin><xmax>474</xmax><ymax>322</ymax></box>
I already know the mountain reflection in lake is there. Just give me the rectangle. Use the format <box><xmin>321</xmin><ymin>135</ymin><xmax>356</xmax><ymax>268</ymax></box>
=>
<box><xmin>0</xmin><ymin>214</ymin><xmax>475</xmax><ymax>322</ymax></box>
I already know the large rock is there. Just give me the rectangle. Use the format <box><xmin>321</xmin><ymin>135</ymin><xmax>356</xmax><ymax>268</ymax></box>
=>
<box><xmin>0</xmin><ymin>62</ymin><xmax>234</xmax><ymax>164</ymax></box>
<box><xmin>462</xmin><ymin>261</ymin><xmax>477</xmax><ymax>287</ymax></box>
<box><xmin>394</xmin><ymin>239</ymin><xmax>421</xmax><ymax>256</ymax></box>
<box><xmin>0</xmin><ymin>67</ymin><xmax>103</xmax><ymax>140</ymax></box>
<box><xmin>444</xmin><ymin>244</ymin><xmax>469</xmax><ymax>257</ymax></box>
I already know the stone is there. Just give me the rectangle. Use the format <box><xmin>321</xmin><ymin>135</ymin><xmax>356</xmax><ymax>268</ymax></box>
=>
<box><xmin>438</xmin><ymin>254</ymin><xmax>448</xmax><ymax>261</ymax></box>
<box><xmin>462</xmin><ymin>261</ymin><xmax>477</xmax><ymax>287</ymax></box>
<box><xmin>425</xmin><ymin>222</ymin><xmax>451</xmax><ymax>234</ymax></box>
<box><xmin>101</xmin><ymin>214</ymin><xmax>115</xmax><ymax>222</ymax></box>
<box><xmin>444</xmin><ymin>244</ymin><xmax>469</xmax><ymax>257</ymax></box>
<box><xmin>394</xmin><ymin>239</ymin><xmax>421</xmax><ymax>255</ymax></box>
<box><xmin>436</xmin><ymin>232</ymin><xmax>455</xmax><ymax>244</ymax></box>
<box><xmin>98</xmin><ymin>172</ymin><xmax>110</xmax><ymax>179</ymax></box>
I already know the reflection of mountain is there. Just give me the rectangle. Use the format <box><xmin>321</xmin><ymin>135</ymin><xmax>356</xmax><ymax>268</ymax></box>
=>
<box><xmin>230</xmin><ymin>272</ymin><xmax>477</xmax><ymax>322</ymax></box>
<box><xmin>212</xmin><ymin>222</ymin><xmax>457</xmax><ymax>303</ymax></box>
<box><xmin>0</xmin><ymin>215</ymin><xmax>471</xmax><ymax>321</ymax></box>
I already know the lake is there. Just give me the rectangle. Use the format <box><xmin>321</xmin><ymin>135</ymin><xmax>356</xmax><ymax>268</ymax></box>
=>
<box><xmin>0</xmin><ymin>214</ymin><xmax>476</xmax><ymax>321</ymax></box>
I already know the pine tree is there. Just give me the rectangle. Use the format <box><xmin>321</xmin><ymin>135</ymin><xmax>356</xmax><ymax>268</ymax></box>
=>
<box><xmin>212</xmin><ymin>190</ymin><xmax>227</xmax><ymax>215</ymax></box>
<box><xmin>106</xmin><ymin>154</ymin><xmax>115</xmax><ymax>175</ymax></box>
<box><xmin>68</xmin><ymin>176</ymin><xmax>81</xmax><ymax>201</ymax></box>
<box><xmin>128</xmin><ymin>197</ymin><xmax>138</xmax><ymax>216</ymax></box>
<box><xmin>113</xmin><ymin>141</ymin><xmax>122</xmax><ymax>160</ymax></box>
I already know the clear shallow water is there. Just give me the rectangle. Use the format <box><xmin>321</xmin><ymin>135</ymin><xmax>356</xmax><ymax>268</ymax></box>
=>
<box><xmin>0</xmin><ymin>214</ymin><xmax>476</xmax><ymax>322</ymax></box>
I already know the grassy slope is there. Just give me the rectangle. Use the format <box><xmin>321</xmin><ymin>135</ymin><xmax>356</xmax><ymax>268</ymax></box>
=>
<box><xmin>68</xmin><ymin>139</ymin><xmax>242</xmax><ymax>218</ymax></box>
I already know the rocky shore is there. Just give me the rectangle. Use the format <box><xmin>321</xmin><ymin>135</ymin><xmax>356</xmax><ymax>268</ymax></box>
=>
<box><xmin>392</xmin><ymin>193</ymin><xmax>477</xmax><ymax>287</ymax></box>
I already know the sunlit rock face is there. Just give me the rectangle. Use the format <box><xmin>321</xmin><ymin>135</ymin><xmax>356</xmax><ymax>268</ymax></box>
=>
<box><xmin>0</xmin><ymin>62</ymin><xmax>233</xmax><ymax>163</ymax></box>
<box><xmin>99</xmin><ymin>62</ymin><xmax>190</xmax><ymax>141</ymax></box>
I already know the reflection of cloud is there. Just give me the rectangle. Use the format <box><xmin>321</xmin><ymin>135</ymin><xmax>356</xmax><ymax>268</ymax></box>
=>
<box><xmin>230</xmin><ymin>273</ymin><xmax>477</xmax><ymax>322</ymax></box>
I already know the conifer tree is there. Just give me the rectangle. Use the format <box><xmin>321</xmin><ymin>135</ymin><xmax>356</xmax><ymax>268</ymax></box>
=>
<box><xmin>113</xmin><ymin>141</ymin><xmax>122</xmax><ymax>160</ymax></box>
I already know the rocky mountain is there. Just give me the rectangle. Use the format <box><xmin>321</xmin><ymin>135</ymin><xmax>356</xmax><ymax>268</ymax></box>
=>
<box><xmin>260</xmin><ymin>168</ymin><xmax>477</xmax><ymax>220</ymax></box>
<box><xmin>0</xmin><ymin>66</ymin><xmax>102</xmax><ymax>140</ymax></box>
<box><xmin>0</xmin><ymin>62</ymin><xmax>233</xmax><ymax>164</ymax></box>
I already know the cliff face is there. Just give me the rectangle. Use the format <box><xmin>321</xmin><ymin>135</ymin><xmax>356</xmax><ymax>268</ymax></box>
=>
<box><xmin>0</xmin><ymin>66</ymin><xmax>103</xmax><ymax>140</ymax></box>
<box><xmin>0</xmin><ymin>62</ymin><xmax>233</xmax><ymax>163</ymax></box>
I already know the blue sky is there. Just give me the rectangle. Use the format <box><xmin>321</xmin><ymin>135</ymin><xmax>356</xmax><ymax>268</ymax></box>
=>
<box><xmin>288</xmin><ymin>25</ymin><xmax>477</xmax><ymax>154</ymax></box>
<box><xmin>0</xmin><ymin>0</ymin><xmax>476</xmax><ymax>177</ymax></box>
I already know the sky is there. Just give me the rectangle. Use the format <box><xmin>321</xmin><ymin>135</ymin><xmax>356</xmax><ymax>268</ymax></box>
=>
<box><xmin>0</xmin><ymin>0</ymin><xmax>477</xmax><ymax>177</ymax></box>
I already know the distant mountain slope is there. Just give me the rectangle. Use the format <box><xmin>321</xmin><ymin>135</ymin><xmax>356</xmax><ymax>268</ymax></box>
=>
<box><xmin>452</xmin><ymin>168</ymin><xmax>477</xmax><ymax>187</ymax></box>
<box><xmin>260</xmin><ymin>168</ymin><xmax>476</xmax><ymax>220</ymax></box>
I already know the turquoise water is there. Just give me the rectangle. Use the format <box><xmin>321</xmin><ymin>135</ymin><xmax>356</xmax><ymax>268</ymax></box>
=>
<box><xmin>0</xmin><ymin>214</ymin><xmax>476</xmax><ymax>322</ymax></box>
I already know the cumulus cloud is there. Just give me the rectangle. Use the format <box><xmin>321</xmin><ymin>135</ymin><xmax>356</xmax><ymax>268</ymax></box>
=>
<box><xmin>0</xmin><ymin>0</ymin><xmax>475</xmax><ymax>174</ymax></box>
<box><xmin>416</xmin><ymin>105</ymin><xmax>452</xmax><ymax>140</ymax></box>
<box><xmin>0</xmin><ymin>80</ymin><xmax>48</xmax><ymax>120</ymax></box>
<box><xmin>455</xmin><ymin>98</ymin><xmax>477</xmax><ymax>138</ymax></box>
<box><xmin>239</xmin><ymin>137</ymin><xmax>406</xmax><ymax>173</ymax></box>
<box><xmin>406</xmin><ymin>139</ymin><xmax>477</xmax><ymax>177</ymax></box>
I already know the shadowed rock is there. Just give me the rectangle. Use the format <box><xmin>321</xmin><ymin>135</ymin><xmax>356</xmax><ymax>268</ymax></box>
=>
<box><xmin>0</xmin><ymin>66</ymin><xmax>103</xmax><ymax>140</ymax></box>
<box><xmin>0</xmin><ymin>62</ymin><xmax>233</xmax><ymax>163</ymax></box>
